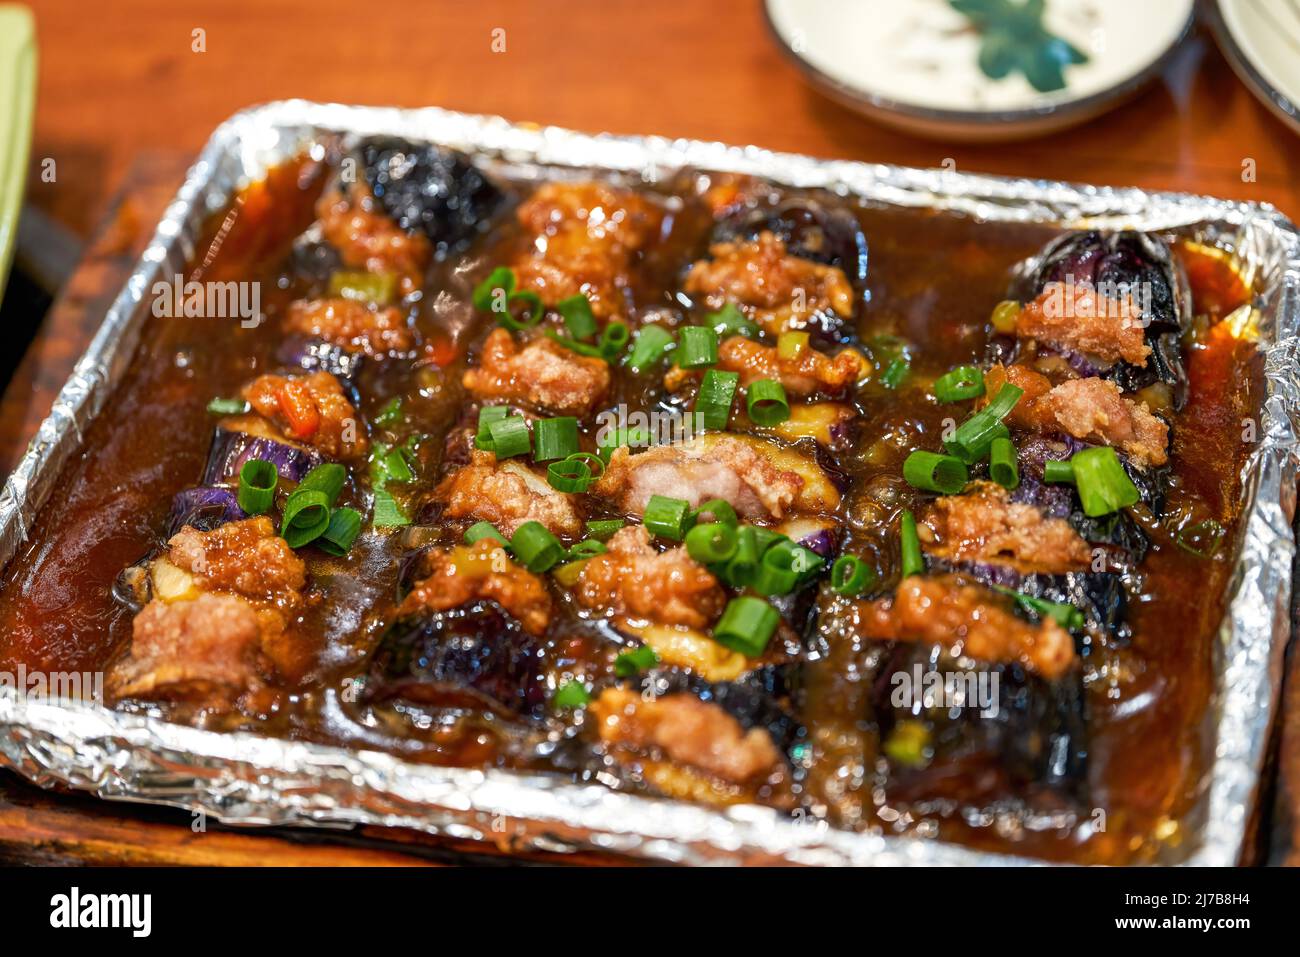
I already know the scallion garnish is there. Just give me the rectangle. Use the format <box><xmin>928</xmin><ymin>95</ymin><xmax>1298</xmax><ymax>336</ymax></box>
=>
<box><xmin>1069</xmin><ymin>446</ymin><xmax>1141</xmax><ymax>517</ymax></box>
<box><xmin>374</xmin><ymin>396</ymin><xmax>403</xmax><ymax>427</ymax></box>
<box><xmin>714</xmin><ymin>596</ymin><xmax>780</xmax><ymax>657</ymax></box>
<box><xmin>557</xmin><ymin>294</ymin><xmax>597</xmax><ymax>340</ymax></box>
<box><xmin>547</xmin><ymin>452</ymin><xmax>604</xmax><ymax>493</ymax></box>
<box><xmin>751</xmin><ymin>539</ymin><xmax>823</xmax><ymax>596</ymax></box>
<box><xmin>685</xmin><ymin>521</ymin><xmax>739</xmax><ymax>565</ymax></box>
<box><xmin>585</xmin><ymin>519</ymin><xmax>625</xmax><ymax>540</ymax></box>
<box><xmin>932</xmin><ymin>365</ymin><xmax>986</xmax><ymax>403</ymax></box>
<box><xmin>533</xmin><ymin>416</ymin><xmax>579</xmax><ymax>462</ymax></box>
<box><xmin>600</xmin><ymin>321</ymin><xmax>630</xmax><ymax>357</ymax></box>
<box><xmin>317</xmin><ymin>507</ymin><xmax>363</xmax><ymax>556</ymax></box>
<box><xmin>237</xmin><ymin>459</ymin><xmax>277</xmax><ymax>515</ymax></box>
<box><xmin>475</xmin><ymin>405</ymin><xmax>509</xmax><ymax>450</ymax></box>
<box><xmin>298</xmin><ymin>463</ymin><xmax>347</xmax><ymax>504</ymax></box>
<box><xmin>372</xmin><ymin>488</ymin><xmax>410</xmax><ymax>527</ymax></box>
<box><xmin>746</xmin><ymin>378</ymin><xmax>790</xmax><ymax>427</ymax></box>
<box><xmin>626</xmin><ymin>325</ymin><xmax>675</xmax><ymax>373</ymax></box>
<box><xmin>777</xmin><ymin>331</ymin><xmax>809</xmax><ymax>361</ymax></box>
<box><xmin>643</xmin><ymin>494</ymin><xmax>694</xmax><ymax>541</ymax></box>
<box><xmin>830</xmin><ymin>554</ymin><xmax>875</xmax><ymax>597</ymax></box>
<box><xmin>692</xmin><ymin>498</ymin><xmax>738</xmax><ymax>527</ymax></box>
<box><xmin>596</xmin><ymin>425</ymin><xmax>653</xmax><ymax>463</ymax></box>
<box><xmin>206</xmin><ymin>396</ymin><xmax>250</xmax><ymax>416</ymax></box>
<box><xmin>1043</xmin><ymin>459</ymin><xmax>1075</xmax><ymax>484</ymax></box>
<box><xmin>675</xmin><ymin>325</ymin><xmax>719</xmax><ymax>369</ymax></box>
<box><xmin>902</xmin><ymin>450</ymin><xmax>968</xmax><ymax>495</ymax></box>
<box><xmin>511</xmin><ymin>521</ymin><xmax>565</xmax><ymax>572</ymax></box>
<box><xmin>614</xmin><ymin>644</ymin><xmax>659</xmax><ymax>678</ymax></box>
<box><xmin>464</xmin><ymin>521</ymin><xmax>510</xmax><ymax>548</ymax></box>
<box><xmin>488</xmin><ymin>415</ymin><xmax>531</xmax><ymax>459</ymax></box>
<box><xmin>564</xmin><ymin>538</ymin><xmax>608</xmax><ymax>561</ymax></box>
<box><xmin>553</xmin><ymin>680</ymin><xmax>592</xmax><ymax>709</ymax></box>
<box><xmin>695</xmin><ymin>369</ymin><xmax>739</xmax><ymax>431</ymax></box>
<box><xmin>944</xmin><ymin>382</ymin><xmax>1023</xmax><ymax>464</ymax></box>
<box><xmin>280</xmin><ymin>488</ymin><xmax>331</xmax><ymax>548</ymax></box>
<box><xmin>706</xmin><ymin>302</ymin><xmax>760</xmax><ymax>339</ymax></box>
<box><xmin>989</xmin><ymin>437</ymin><xmax>1019</xmax><ymax>489</ymax></box>
<box><xmin>471</xmin><ymin>266</ymin><xmax>542</xmax><ymax>331</ymax></box>
<box><xmin>1175</xmin><ymin>519</ymin><xmax>1226</xmax><ymax>558</ymax></box>
<box><xmin>329</xmin><ymin>269</ymin><xmax>396</xmax><ymax>305</ymax></box>
<box><xmin>993</xmin><ymin>585</ymin><xmax>1085</xmax><ymax>630</ymax></box>
<box><xmin>900</xmin><ymin>509</ymin><xmax>924</xmax><ymax>578</ymax></box>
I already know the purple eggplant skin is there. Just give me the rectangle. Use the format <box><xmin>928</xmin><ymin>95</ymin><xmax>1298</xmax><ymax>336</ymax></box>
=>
<box><xmin>1009</xmin><ymin>433</ymin><xmax>1164</xmax><ymax>561</ymax></box>
<box><xmin>633</xmin><ymin>666</ymin><xmax>804</xmax><ymax>760</ymax></box>
<box><xmin>275</xmin><ymin>334</ymin><xmax>366</xmax><ymax>384</ymax></box>
<box><xmin>363</xmin><ymin>600</ymin><xmax>546</xmax><ymax>719</ymax></box>
<box><xmin>713</xmin><ymin>198</ymin><xmax>869</xmax><ymax>285</ymax></box>
<box><xmin>870</xmin><ymin>641</ymin><xmax>1089</xmax><ymax>803</ymax></box>
<box><xmin>1012</xmin><ymin>230</ymin><xmax>1192</xmax><ymax>408</ymax></box>
<box><xmin>361</xmin><ymin>137</ymin><xmax>509</xmax><ymax>258</ymax></box>
<box><xmin>203</xmin><ymin>426</ymin><xmax>325</xmax><ymax>486</ymax></box>
<box><xmin>167</xmin><ymin>487</ymin><xmax>247</xmax><ymax>537</ymax></box>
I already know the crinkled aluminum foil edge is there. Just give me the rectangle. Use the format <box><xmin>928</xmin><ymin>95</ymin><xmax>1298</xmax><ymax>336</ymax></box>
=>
<box><xmin>1</xmin><ymin>100</ymin><xmax>1296</xmax><ymax>867</ymax></box>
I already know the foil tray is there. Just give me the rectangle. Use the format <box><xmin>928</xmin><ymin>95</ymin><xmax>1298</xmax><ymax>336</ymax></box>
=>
<box><xmin>1</xmin><ymin>101</ymin><xmax>1298</xmax><ymax>866</ymax></box>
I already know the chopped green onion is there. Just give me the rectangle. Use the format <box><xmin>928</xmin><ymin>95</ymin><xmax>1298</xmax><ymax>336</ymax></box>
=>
<box><xmin>511</xmin><ymin>521</ymin><xmax>565</xmax><ymax>572</ymax></box>
<box><xmin>597</xmin><ymin>425</ymin><xmax>654</xmax><ymax>463</ymax></box>
<box><xmin>695</xmin><ymin>369</ymin><xmax>739</xmax><ymax>431</ymax></box>
<box><xmin>557</xmin><ymin>294</ymin><xmax>597</xmax><ymax>340</ymax></box>
<box><xmin>585</xmin><ymin>519</ymin><xmax>625</xmax><ymax>541</ymax></box>
<box><xmin>298</xmin><ymin>463</ymin><xmax>347</xmax><ymax>505</ymax></box>
<box><xmin>375</xmin><ymin>444</ymin><xmax>414</xmax><ymax>484</ymax></box>
<box><xmin>989</xmin><ymin>437</ymin><xmax>1019</xmax><ymax>489</ymax></box>
<box><xmin>553</xmin><ymin>680</ymin><xmax>592</xmax><ymax>709</ymax></box>
<box><xmin>643</xmin><ymin>494</ymin><xmax>694</xmax><ymax>541</ymax></box>
<box><xmin>475</xmin><ymin>405</ymin><xmax>509</xmax><ymax>451</ymax></box>
<box><xmin>993</xmin><ymin>585</ymin><xmax>1085</xmax><ymax>630</ymax></box>
<box><xmin>565</xmin><ymin>538</ymin><xmax>607</xmax><ymax>560</ymax></box>
<box><xmin>626</xmin><ymin>325</ymin><xmax>675</xmax><ymax>373</ymax></box>
<box><xmin>883</xmin><ymin>719</ymin><xmax>931</xmax><ymax>768</ymax></box>
<box><xmin>472</xmin><ymin>266</ymin><xmax>516</xmax><ymax>312</ymax></box>
<box><xmin>751</xmin><ymin>539</ymin><xmax>823</xmax><ymax>596</ymax></box>
<box><xmin>719</xmin><ymin>526</ymin><xmax>761</xmax><ymax>587</ymax></box>
<box><xmin>533</xmin><ymin>416</ymin><xmax>579</xmax><ymax>462</ymax></box>
<box><xmin>465</xmin><ymin>521</ymin><xmax>510</xmax><ymax>548</ymax></box>
<box><xmin>374</xmin><ymin>396</ymin><xmax>403</xmax><ymax>427</ymax></box>
<box><xmin>902</xmin><ymin>450</ymin><xmax>968</xmax><ymax>495</ymax></box>
<box><xmin>488</xmin><ymin>415</ymin><xmax>532</xmax><ymax>459</ymax></box>
<box><xmin>502</xmin><ymin>290</ymin><xmax>543</xmax><ymax>331</ymax></box>
<box><xmin>933</xmin><ymin>365</ymin><xmax>985</xmax><ymax>403</ymax></box>
<box><xmin>372</xmin><ymin>488</ymin><xmax>410</xmax><ymax>527</ymax></box>
<box><xmin>329</xmin><ymin>269</ymin><xmax>396</xmax><ymax>305</ymax></box>
<box><xmin>777</xmin><ymin>331</ymin><xmax>809</xmax><ymax>361</ymax></box>
<box><xmin>714</xmin><ymin>596</ymin><xmax>780</xmax><ymax>657</ymax></box>
<box><xmin>944</xmin><ymin>383</ymin><xmax>1023</xmax><ymax>463</ymax></box>
<box><xmin>685</xmin><ymin>522</ymin><xmax>739</xmax><ymax>564</ymax></box>
<box><xmin>547</xmin><ymin>458</ymin><xmax>593</xmax><ymax>493</ymax></box>
<box><xmin>600</xmin><ymin>322</ymin><xmax>630</xmax><ymax>357</ymax></box>
<box><xmin>614</xmin><ymin>644</ymin><xmax>659</xmax><ymax>678</ymax></box>
<box><xmin>881</xmin><ymin>358</ymin><xmax>909</xmax><ymax>389</ymax></box>
<box><xmin>830</xmin><ymin>554</ymin><xmax>875</xmax><ymax>596</ymax></box>
<box><xmin>237</xmin><ymin>459</ymin><xmax>277</xmax><ymax>515</ymax></box>
<box><xmin>317</xmin><ymin>507</ymin><xmax>363</xmax><ymax>556</ymax></box>
<box><xmin>706</xmin><ymin>302</ymin><xmax>760</xmax><ymax>338</ymax></box>
<box><xmin>900</xmin><ymin>509</ymin><xmax>924</xmax><ymax>578</ymax></box>
<box><xmin>206</xmin><ymin>396</ymin><xmax>250</xmax><ymax>416</ymax></box>
<box><xmin>675</xmin><ymin>325</ymin><xmax>718</xmax><ymax>369</ymax></box>
<box><xmin>1043</xmin><ymin>459</ymin><xmax>1075</xmax><ymax>484</ymax></box>
<box><xmin>281</xmin><ymin>489</ymin><xmax>331</xmax><ymax>547</ymax></box>
<box><xmin>746</xmin><ymin>379</ymin><xmax>790</xmax><ymax>427</ymax></box>
<box><xmin>1071</xmin><ymin>446</ymin><xmax>1141</xmax><ymax>517</ymax></box>
<box><xmin>692</xmin><ymin>499</ymin><xmax>738</xmax><ymax>527</ymax></box>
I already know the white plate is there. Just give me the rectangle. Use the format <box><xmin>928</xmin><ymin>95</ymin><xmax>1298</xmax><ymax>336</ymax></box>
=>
<box><xmin>1211</xmin><ymin>0</ymin><xmax>1300</xmax><ymax>134</ymax></box>
<box><xmin>765</xmin><ymin>0</ymin><xmax>1194</xmax><ymax>141</ymax></box>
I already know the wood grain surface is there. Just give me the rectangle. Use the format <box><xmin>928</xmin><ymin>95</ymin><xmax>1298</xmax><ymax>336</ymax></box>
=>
<box><xmin>3</xmin><ymin>0</ymin><xmax>1298</xmax><ymax>866</ymax></box>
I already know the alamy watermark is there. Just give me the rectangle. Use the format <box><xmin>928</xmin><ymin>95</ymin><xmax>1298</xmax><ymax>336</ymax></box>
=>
<box><xmin>0</xmin><ymin>664</ymin><xmax>104</xmax><ymax>703</ymax></box>
<box><xmin>890</xmin><ymin>664</ymin><xmax>1000</xmax><ymax>718</ymax></box>
<box><xmin>150</xmin><ymin>274</ymin><xmax>262</xmax><ymax>328</ymax></box>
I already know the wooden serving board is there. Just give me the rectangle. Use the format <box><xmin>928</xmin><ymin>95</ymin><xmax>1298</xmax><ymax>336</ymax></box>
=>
<box><xmin>0</xmin><ymin>151</ymin><xmax>1291</xmax><ymax>866</ymax></box>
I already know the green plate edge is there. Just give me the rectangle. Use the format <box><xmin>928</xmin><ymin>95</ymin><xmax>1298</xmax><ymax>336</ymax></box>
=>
<box><xmin>0</xmin><ymin>5</ymin><xmax>36</xmax><ymax>300</ymax></box>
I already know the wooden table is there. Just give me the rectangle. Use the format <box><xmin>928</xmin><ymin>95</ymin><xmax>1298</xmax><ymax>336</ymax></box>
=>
<box><xmin>4</xmin><ymin>0</ymin><xmax>1299</xmax><ymax>865</ymax></box>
